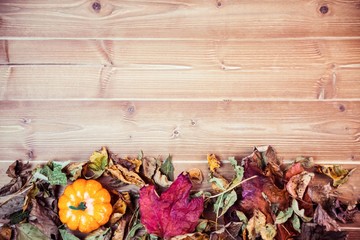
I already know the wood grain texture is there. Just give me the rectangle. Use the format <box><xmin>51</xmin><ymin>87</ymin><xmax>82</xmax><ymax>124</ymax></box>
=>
<box><xmin>0</xmin><ymin>0</ymin><xmax>359</xmax><ymax>39</ymax></box>
<box><xmin>1</xmin><ymin>39</ymin><xmax>359</xmax><ymax>100</ymax></box>
<box><xmin>1</xmin><ymin>39</ymin><xmax>360</xmax><ymax>66</ymax></box>
<box><xmin>1</xmin><ymin>65</ymin><xmax>359</xmax><ymax>100</ymax></box>
<box><xmin>0</xmin><ymin>100</ymin><xmax>359</xmax><ymax>162</ymax></box>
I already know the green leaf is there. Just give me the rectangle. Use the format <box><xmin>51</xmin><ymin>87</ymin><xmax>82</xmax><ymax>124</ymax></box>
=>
<box><xmin>86</xmin><ymin>147</ymin><xmax>109</xmax><ymax>179</ymax></box>
<box><xmin>196</xmin><ymin>219</ymin><xmax>208</xmax><ymax>232</ymax></box>
<box><xmin>235</xmin><ymin>210</ymin><xmax>248</xmax><ymax>231</ymax></box>
<box><xmin>235</xmin><ymin>210</ymin><xmax>248</xmax><ymax>224</ymax></box>
<box><xmin>59</xmin><ymin>228</ymin><xmax>80</xmax><ymax>240</ymax></box>
<box><xmin>16</xmin><ymin>223</ymin><xmax>48</xmax><ymax>240</ymax></box>
<box><xmin>291</xmin><ymin>214</ymin><xmax>301</xmax><ymax>233</ymax></box>
<box><xmin>214</xmin><ymin>190</ymin><xmax>237</xmax><ymax>218</ymax></box>
<box><xmin>292</xmin><ymin>199</ymin><xmax>312</xmax><ymax>222</ymax></box>
<box><xmin>126</xmin><ymin>222</ymin><xmax>144</xmax><ymax>240</ymax></box>
<box><xmin>85</xmin><ymin>228</ymin><xmax>111</xmax><ymax>240</ymax></box>
<box><xmin>227</xmin><ymin>157</ymin><xmax>244</xmax><ymax>188</ymax></box>
<box><xmin>160</xmin><ymin>155</ymin><xmax>174</xmax><ymax>181</ymax></box>
<box><xmin>275</xmin><ymin>207</ymin><xmax>293</xmax><ymax>225</ymax></box>
<box><xmin>32</xmin><ymin>161</ymin><xmax>68</xmax><ymax>185</ymax></box>
<box><xmin>209</xmin><ymin>176</ymin><xmax>227</xmax><ymax>191</ymax></box>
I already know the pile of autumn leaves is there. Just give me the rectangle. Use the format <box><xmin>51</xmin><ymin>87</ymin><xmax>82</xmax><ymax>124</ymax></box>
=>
<box><xmin>0</xmin><ymin>146</ymin><xmax>358</xmax><ymax>240</ymax></box>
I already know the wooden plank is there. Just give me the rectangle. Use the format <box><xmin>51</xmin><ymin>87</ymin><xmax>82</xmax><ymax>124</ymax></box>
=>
<box><xmin>1</xmin><ymin>39</ymin><xmax>360</xmax><ymax>66</ymax></box>
<box><xmin>1</xmin><ymin>65</ymin><xmax>359</xmax><ymax>100</ymax></box>
<box><xmin>0</xmin><ymin>0</ymin><xmax>359</xmax><ymax>39</ymax></box>
<box><xmin>0</xmin><ymin>100</ymin><xmax>359</xmax><ymax>162</ymax></box>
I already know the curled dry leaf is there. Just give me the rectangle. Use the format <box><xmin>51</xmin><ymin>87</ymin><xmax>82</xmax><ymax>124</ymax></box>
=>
<box><xmin>246</xmin><ymin>209</ymin><xmax>276</xmax><ymax>240</ymax></box>
<box><xmin>307</xmin><ymin>184</ymin><xmax>332</xmax><ymax>206</ymax></box>
<box><xmin>300</xmin><ymin>223</ymin><xmax>348</xmax><ymax>240</ymax></box>
<box><xmin>85</xmin><ymin>147</ymin><xmax>109</xmax><ymax>179</ymax></box>
<box><xmin>111</xmin><ymin>219</ymin><xmax>127</xmax><ymax>240</ymax></box>
<box><xmin>314</xmin><ymin>205</ymin><xmax>340</xmax><ymax>231</ymax></box>
<box><xmin>139</xmin><ymin>173</ymin><xmax>204</xmax><ymax>239</ymax></box>
<box><xmin>284</xmin><ymin>163</ymin><xmax>305</xmax><ymax>181</ymax></box>
<box><xmin>107</xmin><ymin>164</ymin><xmax>145</xmax><ymax>187</ymax></box>
<box><xmin>142</xmin><ymin>157</ymin><xmax>157</xmax><ymax>180</ymax></box>
<box><xmin>316</xmin><ymin>165</ymin><xmax>356</xmax><ymax>187</ymax></box>
<box><xmin>64</xmin><ymin>161</ymin><xmax>86</xmax><ymax>181</ymax></box>
<box><xmin>170</xmin><ymin>232</ymin><xmax>209</xmax><ymax>240</ymax></box>
<box><xmin>207</xmin><ymin>154</ymin><xmax>221</xmax><ymax>173</ymax></box>
<box><xmin>160</xmin><ymin>155</ymin><xmax>175</xmax><ymax>181</ymax></box>
<box><xmin>210</xmin><ymin>222</ymin><xmax>242</xmax><ymax>240</ymax></box>
<box><xmin>110</xmin><ymin>197</ymin><xmax>127</xmax><ymax>224</ymax></box>
<box><xmin>153</xmin><ymin>165</ymin><xmax>173</xmax><ymax>188</ymax></box>
<box><xmin>209</xmin><ymin>173</ymin><xmax>229</xmax><ymax>192</ymax></box>
<box><xmin>0</xmin><ymin>225</ymin><xmax>12</xmax><ymax>240</ymax></box>
<box><xmin>187</xmin><ymin>168</ymin><xmax>203</xmax><ymax>184</ymax></box>
<box><xmin>286</xmin><ymin>171</ymin><xmax>314</xmax><ymax>199</ymax></box>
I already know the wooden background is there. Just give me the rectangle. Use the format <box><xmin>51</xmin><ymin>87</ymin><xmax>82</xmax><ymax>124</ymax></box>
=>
<box><xmin>0</xmin><ymin>0</ymin><xmax>359</xmax><ymax>236</ymax></box>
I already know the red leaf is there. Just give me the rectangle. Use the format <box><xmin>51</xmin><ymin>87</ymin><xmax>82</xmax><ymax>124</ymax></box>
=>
<box><xmin>139</xmin><ymin>173</ymin><xmax>204</xmax><ymax>239</ymax></box>
<box><xmin>285</xmin><ymin>162</ymin><xmax>305</xmax><ymax>181</ymax></box>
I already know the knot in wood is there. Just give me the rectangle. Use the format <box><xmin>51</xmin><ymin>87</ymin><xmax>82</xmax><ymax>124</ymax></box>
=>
<box><xmin>92</xmin><ymin>1</ymin><xmax>101</xmax><ymax>12</ymax></box>
<box><xmin>338</xmin><ymin>104</ymin><xmax>345</xmax><ymax>112</ymax></box>
<box><xmin>319</xmin><ymin>5</ymin><xmax>329</xmax><ymax>14</ymax></box>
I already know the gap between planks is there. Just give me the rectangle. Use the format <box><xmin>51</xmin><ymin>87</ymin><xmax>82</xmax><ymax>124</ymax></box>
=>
<box><xmin>1</xmin><ymin>37</ymin><xmax>360</xmax><ymax>41</ymax></box>
<box><xmin>1</xmin><ymin>98</ymin><xmax>360</xmax><ymax>102</ymax></box>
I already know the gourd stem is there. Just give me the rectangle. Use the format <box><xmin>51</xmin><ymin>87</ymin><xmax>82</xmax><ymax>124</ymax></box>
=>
<box><xmin>69</xmin><ymin>202</ymin><xmax>87</xmax><ymax>210</ymax></box>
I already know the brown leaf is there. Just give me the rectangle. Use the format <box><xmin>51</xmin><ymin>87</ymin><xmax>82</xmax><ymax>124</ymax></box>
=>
<box><xmin>307</xmin><ymin>184</ymin><xmax>332</xmax><ymax>206</ymax></box>
<box><xmin>0</xmin><ymin>225</ymin><xmax>12</xmax><ymax>240</ymax></box>
<box><xmin>125</xmin><ymin>157</ymin><xmax>142</xmax><ymax>173</ymax></box>
<box><xmin>111</xmin><ymin>219</ymin><xmax>127</xmax><ymax>240</ymax></box>
<box><xmin>153</xmin><ymin>164</ymin><xmax>173</xmax><ymax>188</ymax></box>
<box><xmin>6</xmin><ymin>160</ymin><xmax>31</xmax><ymax>179</ymax></box>
<box><xmin>300</xmin><ymin>223</ymin><xmax>348</xmax><ymax>240</ymax></box>
<box><xmin>64</xmin><ymin>161</ymin><xmax>86</xmax><ymax>181</ymax></box>
<box><xmin>187</xmin><ymin>168</ymin><xmax>204</xmax><ymax>184</ymax></box>
<box><xmin>286</xmin><ymin>171</ymin><xmax>314</xmax><ymax>199</ymax></box>
<box><xmin>210</xmin><ymin>222</ymin><xmax>242</xmax><ymax>240</ymax></box>
<box><xmin>107</xmin><ymin>164</ymin><xmax>145</xmax><ymax>187</ymax></box>
<box><xmin>110</xmin><ymin>194</ymin><xmax>128</xmax><ymax>224</ymax></box>
<box><xmin>142</xmin><ymin>157</ymin><xmax>157</xmax><ymax>180</ymax></box>
<box><xmin>284</xmin><ymin>162</ymin><xmax>305</xmax><ymax>181</ymax></box>
<box><xmin>314</xmin><ymin>205</ymin><xmax>340</xmax><ymax>231</ymax></box>
<box><xmin>28</xmin><ymin>199</ymin><xmax>61</xmax><ymax>240</ymax></box>
<box><xmin>171</xmin><ymin>232</ymin><xmax>209</xmax><ymax>240</ymax></box>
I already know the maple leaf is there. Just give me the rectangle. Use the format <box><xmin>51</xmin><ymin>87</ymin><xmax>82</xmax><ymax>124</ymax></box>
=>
<box><xmin>139</xmin><ymin>173</ymin><xmax>204</xmax><ymax>239</ymax></box>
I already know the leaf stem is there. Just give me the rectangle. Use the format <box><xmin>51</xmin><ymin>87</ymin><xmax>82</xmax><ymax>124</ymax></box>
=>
<box><xmin>208</xmin><ymin>175</ymin><xmax>257</xmax><ymax>199</ymax></box>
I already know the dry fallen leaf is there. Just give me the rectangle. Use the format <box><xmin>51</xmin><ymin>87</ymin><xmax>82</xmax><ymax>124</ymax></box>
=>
<box><xmin>107</xmin><ymin>164</ymin><xmax>145</xmax><ymax>187</ymax></box>
<box><xmin>110</xmin><ymin>197</ymin><xmax>127</xmax><ymax>224</ymax></box>
<box><xmin>187</xmin><ymin>168</ymin><xmax>203</xmax><ymax>184</ymax></box>
<box><xmin>139</xmin><ymin>173</ymin><xmax>204</xmax><ymax>239</ymax></box>
<box><xmin>207</xmin><ymin>154</ymin><xmax>221</xmax><ymax>173</ymax></box>
<box><xmin>286</xmin><ymin>171</ymin><xmax>314</xmax><ymax>199</ymax></box>
<box><xmin>0</xmin><ymin>225</ymin><xmax>12</xmax><ymax>240</ymax></box>
<box><xmin>316</xmin><ymin>165</ymin><xmax>356</xmax><ymax>187</ymax></box>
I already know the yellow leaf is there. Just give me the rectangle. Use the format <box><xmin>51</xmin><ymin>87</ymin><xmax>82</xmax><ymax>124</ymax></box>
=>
<box><xmin>316</xmin><ymin>165</ymin><xmax>357</xmax><ymax>187</ymax></box>
<box><xmin>207</xmin><ymin>154</ymin><xmax>221</xmax><ymax>173</ymax></box>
